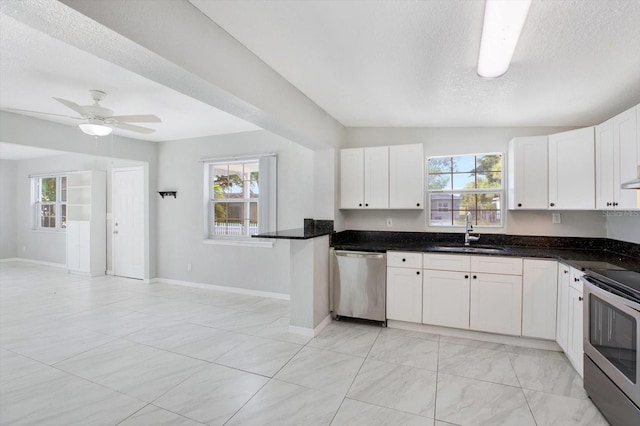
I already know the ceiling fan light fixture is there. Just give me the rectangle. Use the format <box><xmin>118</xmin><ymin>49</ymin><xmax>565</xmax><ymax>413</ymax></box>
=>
<box><xmin>477</xmin><ymin>0</ymin><xmax>532</xmax><ymax>78</ymax></box>
<box><xmin>79</xmin><ymin>119</ymin><xmax>112</xmax><ymax>136</ymax></box>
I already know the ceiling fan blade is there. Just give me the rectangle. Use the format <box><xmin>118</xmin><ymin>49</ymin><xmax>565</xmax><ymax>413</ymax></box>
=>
<box><xmin>53</xmin><ymin>97</ymin><xmax>87</xmax><ymax>116</ymax></box>
<box><xmin>110</xmin><ymin>114</ymin><xmax>161</xmax><ymax>123</ymax></box>
<box><xmin>114</xmin><ymin>122</ymin><xmax>156</xmax><ymax>134</ymax></box>
<box><xmin>2</xmin><ymin>107</ymin><xmax>82</xmax><ymax>120</ymax></box>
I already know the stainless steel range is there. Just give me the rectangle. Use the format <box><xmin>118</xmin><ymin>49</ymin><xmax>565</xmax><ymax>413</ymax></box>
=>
<box><xmin>582</xmin><ymin>268</ymin><xmax>640</xmax><ymax>425</ymax></box>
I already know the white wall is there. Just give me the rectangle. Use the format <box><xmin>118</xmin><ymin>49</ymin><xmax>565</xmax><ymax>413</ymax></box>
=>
<box><xmin>340</xmin><ymin>127</ymin><xmax>608</xmax><ymax>238</ymax></box>
<box><xmin>14</xmin><ymin>153</ymin><xmax>144</xmax><ymax>266</ymax></box>
<box><xmin>156</xmin><ymin>130</ymin><xmax>315</xmax><ymax>295</ymax></box>
<box><xmin>0</xmin><ymin>160</ymin><xmax>18</xmax><ymax>258</ymax></box>
<box><xmin>607</xmin><ymin>214</ymin><xmax>640</xmax><ymax>244</ymax></box>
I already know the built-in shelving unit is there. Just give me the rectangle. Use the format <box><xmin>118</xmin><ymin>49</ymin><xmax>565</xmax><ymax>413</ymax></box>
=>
<box><xmin>66</xmin><ymin>170</ymin><xmax>106</xmax><ymax>276</ymax></box>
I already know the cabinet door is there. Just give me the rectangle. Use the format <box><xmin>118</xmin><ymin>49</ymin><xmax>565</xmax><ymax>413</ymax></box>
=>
<box><xmin>66</xmin><ymin>221</ymin><xmax>80</xmax><ymax>270</ymax></box>
<box><xmin>556</xmin><ymin>264</ymin><xmax>570</xmax><ymax>352</ymax></box>
<box><xmin>595</xmin><ymin>118</ymin><xmax>615</xmax><ymax>209</ymax></box>
<box><xmin>567</xmin><ymin>285</ymin><xmax>584</xmax><ymax>376</ymax></box>
<box><xmin>548</xmin><ymin>127</ymin><xmax>595</xmax><ymax>209</ymax></box>
<box><xmin>340</xmin><ymin>148</ymin><xmax>364</xmax><ymax>209</ymax></box>
<box><xmin>470</xmin><ymin>273</ymin><xmax>522</xmax><ymax>336</ymax></box>
<box><xmin>508</xmin><ymin>137</ymin><xmax>548</xmax><ymax>209</ymax></box>
<box><xmin>389</xmin><ymin>144</ymin><xmax>424</xmax><ymax>209</ymax></box>
<box><xmin>614</xmin><ymin>105</ymin><xmax>640</xmax><ymax>209</ymax></box>
<box><xmin>522</xmin><ymin>259</ymin><xmax>558</xmax><ymax>339</ymax></box>
<box><xmin>363</xmin><ymin>146</ymin><xmax>389</xmax><ymax>208</ymax></box>
<box><xmin>423</xmin><ymin>269</ymin><xmax>470</xmax><ymax>329</ymax></box>
<box><xmin>386</xmin><ymin>267</ymin><xmax>422</xmax><ymax>323</ymax></box>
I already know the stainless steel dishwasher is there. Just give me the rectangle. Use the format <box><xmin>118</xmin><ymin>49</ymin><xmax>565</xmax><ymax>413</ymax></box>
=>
<box><xmin>330</xmin><ymin>249</ymin><xmax>386</xmax><ymax>324</ymax></box>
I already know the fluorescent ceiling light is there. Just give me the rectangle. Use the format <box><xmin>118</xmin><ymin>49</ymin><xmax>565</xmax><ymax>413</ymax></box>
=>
<box><xmin>477</xmin><ymin>0</ymin><xmax>532</xmax><ymax>78</ymax></box>
<box><xmin>79</xmin><ymin>119</ymin><xmax>112</xmax><ymax>136</ymax></box>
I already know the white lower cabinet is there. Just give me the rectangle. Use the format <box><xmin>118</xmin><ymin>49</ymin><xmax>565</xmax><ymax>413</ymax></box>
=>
<box><xmin>556</xmin><ymin>264</ymin><xmax>571</xmax><ymax>352</ymax></box>
<box><xmin>522</xmin><ymin>259</ymin><xmax>558</xmax><ymax>339</ymax></box>
<box><xmin>567</xmin><ymin>269</ymin><xmax>584</xmax><ymax>376</ymax></box>
<box><xmin>470</xmin><ymin>273</ymin><xmax>523</xmax><ymax>336</ymax></box>
<box><xmin>386</xmin><ymin>266</ymin><xmax>423</xmax><ymax>323</ymax></box>
<box><xmin>422</xmin><ymin>269</ymin><xmax>470</xmax><ymax>329</ymax></box>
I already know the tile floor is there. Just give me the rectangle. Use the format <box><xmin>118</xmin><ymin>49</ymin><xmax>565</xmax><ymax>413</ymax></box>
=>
<box><xmin>0</xmin><ymin>261</ymin><xmax>609</xmax><ymax>425</ymax></box>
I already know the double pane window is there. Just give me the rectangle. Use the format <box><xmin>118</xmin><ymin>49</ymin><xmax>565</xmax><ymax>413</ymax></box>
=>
<box><xmin>427</xmin><ymin>153</ymin><xmax>503</xmax><ymax>227</ymax></box>
<box><xmin>34</xmin><ymin>176</ymin><xmax>67</xmax><ymax>230</ymax></box>
<box><xmin>210</xmin><ymin>162</ymin><xmax>260</xmax><ymax>237</ymax></box>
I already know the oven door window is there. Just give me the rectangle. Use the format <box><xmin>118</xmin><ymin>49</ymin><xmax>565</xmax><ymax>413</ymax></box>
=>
<box><xmin>590</xmin><ymin>294</ymin><xmax>637</xmax><ymax>383</ymax></box>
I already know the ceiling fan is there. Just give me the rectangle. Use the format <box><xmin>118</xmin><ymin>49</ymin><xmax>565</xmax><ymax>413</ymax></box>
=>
<box><xmin>5</xmin><ymin>90</ymin><xmax>161</xmax><ymax>137</ymax></box>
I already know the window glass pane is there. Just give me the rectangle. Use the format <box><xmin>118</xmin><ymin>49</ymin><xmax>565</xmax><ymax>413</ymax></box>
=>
<box><xmin>454</xmin><ymin>155</ymin><xmax>475</xmax><ymax>173</ymax></box>
<box><xmin>476</xmin><ymin>170</ymin><xmax>502</xmax><ymax>188</ymax></box>
<box><xmin>428</xmin><ymin>157</ymin><xmax>451</xmax><ymax>174</ymax></box>
<box><xmin>452</xmin><ymin>173</ymin><xmax>475</xmax><ymax>190</ymax></box>
<box><xmin>428</xmin><ymin>173</ymin><xmax>451</xmax><ymax>190</ymax></box>
<box><xmin>429</xmin><ymin>194</ymin><xmax>458</xmax><ymax>226</ymax></box>
<box><xmin>40</xmin><ymin>177</ymin><xmax>56</xmax><ymax>202</ymax></box>
<box><xmin>40</xmin><ymin>204</ymin><xmax>56</xmax><ymax>228</ymax></box>
<box><xmin>475</xmin><ymin>154</ymin><xmax>502</xmax><ymax>172</ymax></box>
<box><xmin>247</xmin><ymin>162</ymin><xmax>259</xmax><ymax>198</ymax></box>
<box><xmin>249</xmin><ymin>201</ymin><xmax>259</xmax><ymax>235</ymax></box>
<box><xmin>61</xmin><ymin>176</ymin><xmax>67</xmax><ymax>202</ymax></box>
<box><xmin>226</xmin><ymin>164</ymin><xmax>244</xmax><ymax>198</ymax></box>
<box><xmin>212</xmin><ymin>165</ymin><xmax>228</xmax><ymax>200</ymax></box>
<box><xmin>61</xmin><ymin>204</ymin><xmax>67</xmax><ymax>229</ymax></box>
<box><xmin>453</xmin><ymin>211</ymin><xmax>470</xmax><ymax>227</ymax></box>
<box><xmin>477</xmin><ymin>193</ymin><xmax>502</xmax><ymax>225</ymax></box>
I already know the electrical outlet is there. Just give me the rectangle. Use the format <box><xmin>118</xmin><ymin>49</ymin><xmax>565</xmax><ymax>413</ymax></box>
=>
<box><xmin>552</xmin><ymin>213</ymin><xmax>561</xmax><ymax>224</ymax></box>
<box><xmin>386</xmin><ymin>218</ymin><xmax>393</xmax><ymax>228</ymax></box>
<box><xmin>187</xmin><ymin>263</ymin><xmax>192</xmax><ymax>272</ymax></box>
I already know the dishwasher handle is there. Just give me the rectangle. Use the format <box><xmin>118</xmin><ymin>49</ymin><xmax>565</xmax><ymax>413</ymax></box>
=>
<box><xmin>334</xmin><ymin>251</ymin><xmax>385</xmax><ymax>259</ymax></box>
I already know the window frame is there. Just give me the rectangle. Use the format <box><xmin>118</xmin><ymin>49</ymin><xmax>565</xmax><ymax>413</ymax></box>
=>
<box><xmin>202</xmin><ymin>155</ymin><xmax>277</xmax><ymax>243</ymax></box>
<box><xmin>33</xmin><ymin>175</ymin><xmax>67</xmax><ymax>232</ymax></box>
<box><xmin>426</xmin><ymin>152</ymin><xmax>505</xmax><ymax>229</ymax></box>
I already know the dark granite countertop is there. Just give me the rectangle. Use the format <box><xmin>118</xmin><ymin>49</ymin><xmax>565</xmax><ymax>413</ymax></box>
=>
<box><xmin>253</xmin><ymin>227</ymin><xmax>335</xmax><ymax>240</ymax></box>
<box><xmin>253</xmin><ymin>219</ymin><xmax>335</xmax><ymax>240</ymax></box>
<box><xmin>330</xmin><ymin>231</ymin><xmax>640</xmax><ymax>273</ymax></box>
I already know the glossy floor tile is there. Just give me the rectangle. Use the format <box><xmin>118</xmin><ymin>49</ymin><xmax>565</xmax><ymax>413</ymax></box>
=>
<box><xmin>0</xmin><ymin>262</ymin><xmax>608</xmax><ymax>425</ymax></box>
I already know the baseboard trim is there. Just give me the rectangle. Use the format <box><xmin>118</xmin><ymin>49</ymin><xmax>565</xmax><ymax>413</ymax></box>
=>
<box><xmin>155</xmin><ymin>277</ymin><xmax>290</xmax><ymax>300</ymax></box>
<box><xmin>289</xmin><ymin>314</ymin><xmax>332</xmax><ymax>337</ymax></box>
<box><xmin>1</xmin><ymin>257</ymin><xmax>67</xmax><ymax>269</ymax></box>
<box><xmin>387</xmin><ymin>320</ymin><xmax>561</xmax><ymax>351</ymax></box>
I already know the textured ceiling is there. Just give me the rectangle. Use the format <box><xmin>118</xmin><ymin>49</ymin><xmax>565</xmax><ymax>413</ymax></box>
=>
<box><xmin>191</xmin><ymin>0</ymin><xmax>640</xmax><ymax>127</ymax></box>
<box><xmin>0</xmin><ymin>13</ymin><xmax>260</xmax><ymax>142</ymax></box>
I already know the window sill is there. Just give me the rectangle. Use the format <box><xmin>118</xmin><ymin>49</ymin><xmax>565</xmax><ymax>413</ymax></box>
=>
<box><xmin>203</xmin><ymin>238</ymin><xmax>275</xmax><ymax>248</ymax></box>
<box><xmin>30</xmin><ymin>228</ymin><xmax>66</xmax><ymax>233</ymax></box>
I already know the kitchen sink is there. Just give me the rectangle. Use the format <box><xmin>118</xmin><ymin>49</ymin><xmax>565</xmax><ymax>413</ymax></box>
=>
<box><xmin>431</xmin><ymin>245</ymin><xmax>507</xmax><ymax>254</ymax></box>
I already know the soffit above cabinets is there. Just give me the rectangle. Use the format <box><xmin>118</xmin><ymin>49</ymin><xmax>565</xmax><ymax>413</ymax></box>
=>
<box><xmin>191</xmin><ymin>0</ymin><xmax>640</xmax><ymax>127</ymax></box>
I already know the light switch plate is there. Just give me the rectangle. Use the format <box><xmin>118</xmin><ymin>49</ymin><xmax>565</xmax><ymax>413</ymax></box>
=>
<box><xmin>552</xmin><ymin>213</ymin><xmax>561</xmax><ymax>224</ymax></box>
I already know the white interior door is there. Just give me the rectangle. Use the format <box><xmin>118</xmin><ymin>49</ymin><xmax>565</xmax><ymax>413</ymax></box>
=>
<box><xmin>112</xmin><ymin>167</ymin><xmax>144</xmax><ymax>279</ymax></box>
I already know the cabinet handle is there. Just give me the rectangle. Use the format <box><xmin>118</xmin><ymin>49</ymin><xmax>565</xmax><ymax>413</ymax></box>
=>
<box><xmin>365</xmin><ymin>203</ymin><xmax>369</xmax><ymax>207</ymax></box>
<box><xmin>579</xmin><ymin>296</ymin><xmax>583</xmax><ymax>302</ymax></box>
<box><xmin>517</xmin><ymin>203</ymin><xmax>522</xmax><ymax>207</ymax></box>
<box><xmin>550</xmin><ymin>203</ymin><xmax>555</xmax><ymax>207</ymax></box>
<box><xmin>465</xmin><ymin>275</ymin><xmax>469</xmax><ymax>279</ymax></box>
<box><xmin>416</xmin><ymin>203</ymin><xmax>420</xmax><ymax>207</ymax></box>
<box><xmin>358</xmin><ymin>203</ymin><xmax>362</xmax><ymax>207</ymax></box>
<box><xmin>416</xmin><ymin>271</ymin><xmax>420</xmax><ymax>275</ymax></box>
<box><xmin>613</xmin><ymin>202</ymin><xmax>618</xmax><ymax>206</ymax></box>
<box><xmin>473</xmin><ymin>275</ymin><xmax>477</xmax><ymax>279</ymax></box>
<box><xmin>607</xmin><ymin>202</ymin><xmax>612</xmax><ymax>206</ymax></box>
<box><xmin>564</xmin><ymin>270</ymin><xmax>568</xmax><ymax>274</ymax></box>
<box><xmin>574</xmin><ymin>277</ymin><xmax>580</xmax><ymax>282</ymax></box>
<box><xmin>402</xmin><ymin>258</ymin><xmax>406</xmax><ymax>262</ymax></box>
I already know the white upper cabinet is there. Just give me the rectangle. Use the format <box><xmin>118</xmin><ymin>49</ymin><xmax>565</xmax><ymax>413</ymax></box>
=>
<box><xmin>340</xmin><ymin>144</ymin><xmax>424</xmax><ymax>210</ymax></box>
<box><xmin>364</xmin><ymin>146</ymin><xmax>390</xmax><ymax>208</ymax></box>
<box><xmin>548</xmin><ymin>127</ymin><xmax>596</xmax><ymax>209</ymax></box>
<box><xmin>340</xmin><ymin>148</ymin><xmax>365</xmax><ymax>209</ymax></box>
<box><xmin>341</xmin><ymin>146</ymin><xmax>388</xmax><ymax>209</ymax></box>
<box><xmin>389</xmin><ymin>144</ymin><xmax>424</xmax><ymax>209</ymax></box>
<box><xmin>508</xmin><ymin>136</ymin><xmax>548</xmax><ymax>210</ymax></box>
<box><xmin>596</xmin><ymin>104</ymin><xmax>640</xmax><ymax>210</ymax></box>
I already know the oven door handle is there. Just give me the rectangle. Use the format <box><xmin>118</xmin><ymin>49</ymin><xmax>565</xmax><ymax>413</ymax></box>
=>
<box><xmin>583</xmin><ymin>278</ymin><xmax>640</xmax><ymax>313</ymax></box>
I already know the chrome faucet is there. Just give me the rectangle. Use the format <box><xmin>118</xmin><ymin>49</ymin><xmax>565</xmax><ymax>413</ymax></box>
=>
<box><xmin>465</xmin><ymin>212</ymin><xmax>480</xmax><ymax>246</ymax></box>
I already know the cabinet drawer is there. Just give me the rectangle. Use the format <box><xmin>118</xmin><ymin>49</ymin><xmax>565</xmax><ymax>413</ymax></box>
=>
<box><xmin>470</xmin><ymin>256</ymin><xmax>522</xmax><ymax>275</ymax></box>
<box><xmin>423</xmin><ymin>254</ymin><xmax>471</xmax><ymax>272</ymax></box>
<box><xmin>387</xmin><ymin>251</ymin><xmax>422</xmax><ymax>268</ymax></box>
